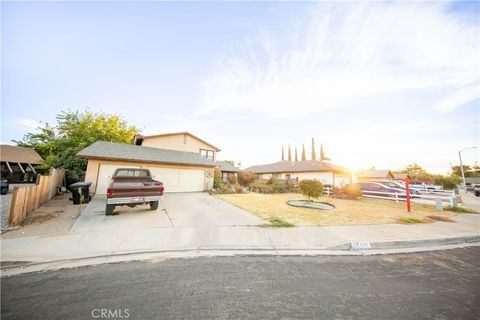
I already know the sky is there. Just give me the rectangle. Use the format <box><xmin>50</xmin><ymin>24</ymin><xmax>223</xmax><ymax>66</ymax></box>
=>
<box><xmin>1</xmin><ymin>1</ymin><xmax>479</xmax><ymax>173</ymax></box>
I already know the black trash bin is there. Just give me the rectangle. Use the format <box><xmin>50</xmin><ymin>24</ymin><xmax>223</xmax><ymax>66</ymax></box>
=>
<box><xmin>69</xmin><ymin>182</ymin><xmax>92</xmax><ymax>205</ymax></box>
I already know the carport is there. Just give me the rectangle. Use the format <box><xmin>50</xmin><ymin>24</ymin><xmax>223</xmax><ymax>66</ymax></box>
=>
<box><xmin>77</xmin><ymin>141</ymin><xmax>216</xmax><ymax>194</ymax></box>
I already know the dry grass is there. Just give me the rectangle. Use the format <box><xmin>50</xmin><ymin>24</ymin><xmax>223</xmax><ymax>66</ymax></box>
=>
<box><xmin>215</xmin><ymin>193</ymin><xmax>458</xmax><ymax>226</ymax></box>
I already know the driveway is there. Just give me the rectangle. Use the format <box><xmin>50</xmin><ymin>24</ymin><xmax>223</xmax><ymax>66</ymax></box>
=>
<box><xmin>70</xmin><ymin>193</ymin><xmax>264</xmax><ymax>233</ymax></box>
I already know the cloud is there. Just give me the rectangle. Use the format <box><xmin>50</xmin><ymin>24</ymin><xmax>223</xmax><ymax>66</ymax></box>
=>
<box><xmin>199</xmin><ymin>2</ymin><xmax>479</xmax><ymax>116</ymax></box>
<box><xmin>3</xmin><ymin>117</ymin><xmax>42</xmax><ymax>131</ymax></box>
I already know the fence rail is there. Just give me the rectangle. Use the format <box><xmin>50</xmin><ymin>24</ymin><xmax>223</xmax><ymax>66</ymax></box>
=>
<box><xmin>7</xmin><ymin>168</ymin><xmax>65</xmax><ymax>227</ymax></box>
<box><xmin>323</xmin><ymin>186</ymin><xmax>456</xmax><ymax>206</ymax></box>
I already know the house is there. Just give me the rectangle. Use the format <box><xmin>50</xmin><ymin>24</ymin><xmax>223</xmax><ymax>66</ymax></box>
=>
<box><xmin>78</xmin><ymin>132</ymin><xmax>220</xmax><ymax>194</ymax></box>
<box><xmin>0</xmin><ymin>145</ymin><xmax>43</xmax><ymax>183</ymax></box>
<box><xmin>392</xmin><ymin>173</ymin><xmax>408</xmax><ymax>181</ymax></box>
<box><xmin>356</xmin><ymin>170</ymin><xmax>394</xmax><ymax>181</ymax></box>
<box><xmin>216</xmin><ymin>161</ymin><xmax>240</xmax><ymax>182</ymax></box>
<box><xmin>134</xmin><ymin>132</ymin><xmax>220</xmax><ymax>161</ymax></box>
<box><xmin>244</xmin><ymin>160</ymin><xmax>351</xmax><ymax>187</ymax></box>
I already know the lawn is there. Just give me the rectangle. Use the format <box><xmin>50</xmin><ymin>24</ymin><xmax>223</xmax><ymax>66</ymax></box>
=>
<box><xmin>215</xmin><ymin>193</ymin><xmax>458</xmax><ymax>226</ymax></box>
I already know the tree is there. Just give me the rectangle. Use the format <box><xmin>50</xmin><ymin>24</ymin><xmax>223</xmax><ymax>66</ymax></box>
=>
<box><xmin>288</xmin><ymin>144</ymin><xmax>292</xmax><ymax>161</ymax></box>
<box><xmin>320</xmin><ymin>144</ymin><xmax>330</xmax><ymax>161</ymax></box>
<box><xmin>295</xmin><ymin>146</ymin><xmax>298</xmax><ymax>162</ymax></box>
<box><xmin>299</xmin><ymin>179</ymin><xmax>323</xmax><ymax>201</ymax></box>
<box><xmin>301</xmin><ymin>144</ymin><xmax>306</xmax><ymax>161</ymax></box>
<box><xmin>281</xmin><ymin>145</ymin><xmax>285</xmax><ymax>161</ymax></box>
<box><xmin>311</xmin><ymin>138</ymin><xmax>316</xmax><ymax>160</ymax></box>
<box><xmin>14</xmin><ymin>110</ymin><xmax>138</xmax><ymax>179</ymax></box>
<box><xmin>398</xmin><ymin>163</ymin><xmax>433</xmax><ymax>180</ymax></box>
<box><xmin>434</xmin><ymin>174</ymin><xmax>461</xmax><ymax>189</ymax></box>
<box><xmin>451</xmin><ymin>164</ymin><xmax>480</xmax><ymax>178</ymax></box>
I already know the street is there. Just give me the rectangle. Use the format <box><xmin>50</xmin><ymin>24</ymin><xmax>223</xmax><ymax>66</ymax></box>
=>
<box><xmin>2</xmin><ymin>247</ymin><xmax>479</xmax><ymax>320</ymax></box>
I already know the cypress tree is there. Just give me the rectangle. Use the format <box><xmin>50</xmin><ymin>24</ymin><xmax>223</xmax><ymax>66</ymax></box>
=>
<box><xmin>302</xmin><ymin>144</ymin><xmax>306</xmax><ymax>161</ymax></box>
<box><xmin>311</xmin><ymin>138</ymin><xmax>316</xmax><ymax>160</ymax></box>
<box><xmin>288</xmin><ymin>144</ymin><xmax>292</xmax><ymax>161</ymax></box>
<box><xmin>282</xmin><ymin>145</ymin><xmax>285</xmax><ymax>161</ymax></box>
<box><xmin>295</xmin><ymin>146</ymin><xmax>298</xmax><ymax>162</ymax></box>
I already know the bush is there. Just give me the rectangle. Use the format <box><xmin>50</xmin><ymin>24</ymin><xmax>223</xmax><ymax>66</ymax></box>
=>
<box><xmin>234</xmin><ymin>182</ymin><xmax>244</xmax><ymax>194</ymax></box>
<box><xmin>299</xmin><ymin>179</ymin><xmax>323</xmax><ymax>201</ymax></box>
<box><xmin>238</xmin><ymin>171</ymin><xmax>256</xmax><ymax>187</ymax></box>
<box><xmin>434</xmin><ymin>174</ymin><xmax>461</xmax><ymax>189</ymax></box>
<box><xmin>228</xmin><ymin>174</ymin><xmax>238</xmax><ymax>185</ymax></box>
<box><xmin>332</xmin><ymin>185</ymin><xmax>362</xmax><ymax>200</ymax></box>
<box><xmin>272</xmin><ymin>183</ymin><xmax>287</xmax><ymax>193</ymax></box>
<box><xmin>267</xmin><ymin>176</ymin><xmax>278</xmax><ymax>185</ymax></box>
<box><xmin>213</xmin><ymin>167</ymin><xmax>222</xmax><ymax>189</ymax></box>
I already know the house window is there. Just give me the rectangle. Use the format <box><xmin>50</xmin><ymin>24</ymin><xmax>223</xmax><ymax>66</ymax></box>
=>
<box><xmin>200</xmin><ymin>149</ymin><xmax>214</xmax><ymax>161</ymax></box>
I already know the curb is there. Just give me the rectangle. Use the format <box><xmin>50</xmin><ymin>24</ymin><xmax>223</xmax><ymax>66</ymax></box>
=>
<box><xmin>1</xmin><ymin>236</ymin><xmax>479</xmax><ymax>277</ymax></box>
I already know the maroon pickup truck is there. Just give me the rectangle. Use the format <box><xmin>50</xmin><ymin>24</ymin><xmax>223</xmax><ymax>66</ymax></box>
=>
<box><xmin>105</xmin><ymin>168</ymin><xmax>164</xmax><ymax>215</ymax></box>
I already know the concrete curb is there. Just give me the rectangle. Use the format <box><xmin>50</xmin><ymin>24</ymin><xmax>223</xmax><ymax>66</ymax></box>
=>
<box><xmin>2</xmin><ymin>236</ymin><xmax>479</xmax><ymax>277</ymax></box>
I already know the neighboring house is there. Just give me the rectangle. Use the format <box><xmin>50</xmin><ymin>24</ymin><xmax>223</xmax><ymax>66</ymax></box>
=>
<box><xmin>77</xmin><ymin>140</ymin><xmax>217</xmax><ymax>194</ymax></box>
<box><xmin>134</xmin><ymin>132</ymin><xmax>221</xmax><ymax>162</ymax></box>
<box><xmin>356</xmin><ymin>170</ymin><xmax>394</xmax><ymax>181</ymax></box>
<box><xmin>392</xmin><ymin>173</ymin><xmax>408</xmax><ymax>181</ymax></box>
<box><xmin>465</xmin><ymin>177</ymin><xmax>480</xmax><ymax>185</ymax></box>
<box><xmin>216</xmin><ymin>161</ymin><xmax>240</xmax><ymax>182</ymax></box>
<box><xmin>0</xmin><ymin>145</ymin><xmax>43</xmax><ymax>183</ymax></box>
<box><xmin>245</xmin><ymin>160</ymin><xmax>351</xmax><ymax>187</ymax></box>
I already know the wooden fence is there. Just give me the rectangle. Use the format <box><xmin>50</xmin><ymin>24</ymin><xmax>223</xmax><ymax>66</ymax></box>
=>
<box><xmin>7</xmin><ymin>168</ymin><xmax>65</xmax><ymax>227</ymax></box>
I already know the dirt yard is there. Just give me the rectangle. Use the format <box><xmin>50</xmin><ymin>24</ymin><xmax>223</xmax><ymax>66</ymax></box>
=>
<box><xmin>215</xmin><ymin>193</ymin><xmax>458</xmax><ymax>226</ymax></box>
<box><xmin>1</xmin><ymin>193</ymin><xmax>86</xmax><ymax>239</ymax></box>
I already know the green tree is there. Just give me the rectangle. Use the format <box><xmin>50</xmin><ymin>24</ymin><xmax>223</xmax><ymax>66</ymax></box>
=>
<box><xmin>213</xmin><ymin>167</ymin><xmax>222</xmax><ymax>189</ymax></box>
<box><xmin>299</xmin><ymin>179</ymin><xmax>323</xmax><ymax>201</ymax></box>
<box><xmin>451</xmin><ymin>164</ymin><xmax>480</xmax><ymax>178</ymax></box>
<box><xmin>288</xmin><ymin>144</ymin><xmax>292</xmax><ymax>161</ymax></box>
<box><xmin>295</xmin><ymin>146</ymin><xmax>298</xmax><ymax>162</ymax></box>
<box><xmin>301</xmin><ymin>144</ymin><xmax>306</xmax><ymax>161</ymax></box>
<box><xmin>398</xmin><ymin>163</ymin><xmax>433</xmax><ymax>180</ymax></box>
<box><xmin>320</xmin><ymin>144</ymin><xmax>330</xmax><ymax>161</ymax></box>
<box><xmin>434</xmin><ymin>174</ymin><xmax>461</xmax><ymax>189</ymax></box>
<box><xmin>14</xmin><ymin>110</ymin><xmax>138</xmax><ymax>179</ymax></box>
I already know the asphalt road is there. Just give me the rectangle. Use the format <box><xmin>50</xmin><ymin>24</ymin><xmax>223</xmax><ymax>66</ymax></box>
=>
<box><xmin>2</xmin><ymin>247</ymin><xmax>479</xmax><ymax>320</ymax></box>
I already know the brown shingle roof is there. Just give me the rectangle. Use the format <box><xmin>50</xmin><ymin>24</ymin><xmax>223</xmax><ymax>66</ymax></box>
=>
<box><xmin>216</xmin><ymin>161</ymin><xmax>240</xmax><ymax>173</ymax></box>
<box><xmin>245</xmin><ymin>160</ymin><xmax>349</xmax><ymax>174</ymax></box>
<box><xmin>77</xmin><ymin>141</ymin><xmax>216</xmax><ymax>167</ymax></box>
<box><xmin>0</xmin><ymin>145</ymin><xmax>43</xmax><ymax>164</ymax></box>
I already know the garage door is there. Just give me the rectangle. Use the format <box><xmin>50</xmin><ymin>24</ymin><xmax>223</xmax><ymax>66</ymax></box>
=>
<box><xmin>147</xmin><ymin>167</ymin><xmax>205</xmax><ymax>192</ymax></box>
<box><xmin>95</xmin><ymin>164</ymin><xmax>141</xmax><ymax>194</ymax></box>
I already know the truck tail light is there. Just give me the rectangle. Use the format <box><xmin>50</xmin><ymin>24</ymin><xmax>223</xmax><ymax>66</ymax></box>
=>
<box><xmin>160</xmin><ymin>187</ymin><xmax>164</xmax><ymax>193</ymax></box>
<box><xmin>107</xmin><ymin>188</ymin><xmax>113</xmax><ymax>196</ymax></box>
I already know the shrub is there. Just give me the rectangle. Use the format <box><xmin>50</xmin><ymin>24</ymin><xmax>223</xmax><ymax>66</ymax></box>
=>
<box><xmin>213</xmin><ymin>167</ymin><xmax>222</xmax><ymax>189</ymax></box>
<box><xmin>332</xmin><ymin>185</ymin><xmax>362</xmax><ymax>199</ymax></box>
<box><xmin>434</xmin><ymin>174</ymin><xmax>461</xmax><ymax>189</ymax></box>
<box><xmin>267</xmin><ymin>176</ymin><xmax>278</xmax><ymax>185</ymax></box>
<box><xmin>238</xmin><ymin>171</ymin><xmax>256</xmax><ymax>187</ymax></box>
<box><xmin>299</xmin><ymin>179</ymin><xmax>323</xmax><ymax>201</ymax></box>
<box><xmin>228</xmin><ymin>174</ymin><xmax>238</xmax><ymax>185</ymax></box>
<box><xmin>272</xmin><ymin>182</ymin><xmax>287</xmax><ymax>193</ymax></box>
<box><xmin>262</xmin><ymin>216</ymin><xmax>295</xmax><ymax>228</ymax></box>
<box><xmin>234</xmin><ymin>182</ymin><xmax>244</xmax><ymax>194</ymax></box>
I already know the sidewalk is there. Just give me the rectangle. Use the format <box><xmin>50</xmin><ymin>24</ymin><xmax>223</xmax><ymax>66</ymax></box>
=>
<box><xmin>2</xmin><ymin>213</ymin><xmax>479</xmax><ymax>264</ymax></box>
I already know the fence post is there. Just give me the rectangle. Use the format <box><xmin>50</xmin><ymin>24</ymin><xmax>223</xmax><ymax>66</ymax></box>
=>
<box><xmin>395</xmin><ymin>193</ymin><xmax>398</xmax><ymax>203</ymax></box>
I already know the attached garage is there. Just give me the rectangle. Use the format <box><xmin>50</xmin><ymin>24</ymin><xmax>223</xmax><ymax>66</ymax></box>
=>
<box><xmin>78</xmin><ymin>141</ymin><xmax>215</xmax><ymax>195</ymax></box>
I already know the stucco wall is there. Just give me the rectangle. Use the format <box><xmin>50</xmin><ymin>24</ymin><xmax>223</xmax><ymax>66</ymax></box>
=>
<box><xmin>142</xmin><ymin>134</ymin><xmax>216</xmax><ymax>157</ymax></box>
<box><xmin>84</xmin><ymin>159</ymin><xmax>214</xmax><ymax>194</ymax></box>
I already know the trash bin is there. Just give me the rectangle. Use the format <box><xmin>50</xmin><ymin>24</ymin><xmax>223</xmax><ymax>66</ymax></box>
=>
<box><xmin>69</xmin><ymin>182</ymin><xmax>92</xmax><ymax>205</ymax></box>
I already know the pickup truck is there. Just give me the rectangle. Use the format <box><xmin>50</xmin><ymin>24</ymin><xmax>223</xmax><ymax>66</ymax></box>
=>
<box><xmin>105</xmin><ymin>168</ymin><xmax>164</xmax><ymax>215</ymax></box>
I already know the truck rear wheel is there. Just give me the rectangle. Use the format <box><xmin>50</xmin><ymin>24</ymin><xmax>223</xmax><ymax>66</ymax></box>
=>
<box><xmin>106</xmin><ymin>204</ymin><xmax>116</xmax><ymax>215</ymax></box>
<box><xmin>150</xmin><ymin>201</ymin><xmax>159</xmax><ymax>210</ymax></box>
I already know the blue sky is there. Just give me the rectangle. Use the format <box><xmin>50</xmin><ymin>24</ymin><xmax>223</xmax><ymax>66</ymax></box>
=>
<box><xmin>2</xmin><ymin>1</ymin><xmax>479</xmax><ymax>173</ymax></box>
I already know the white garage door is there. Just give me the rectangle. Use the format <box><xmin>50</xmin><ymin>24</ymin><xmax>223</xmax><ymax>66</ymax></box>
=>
<box><xmin>95</xmin><ymin>164</ymin><xmax>141</xmax><ymax>194</ymax></box>
<box><xmin>147</xmin><ymin>167</ymin><xmax>205</xmax><ymax>192</ymax></box>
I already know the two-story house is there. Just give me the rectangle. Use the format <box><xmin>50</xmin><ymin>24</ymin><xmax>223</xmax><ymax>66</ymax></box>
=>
<box><xmin>78</xmin><ymin>132</ymin><xmax>220</xmax><ymax>194</ymax></box>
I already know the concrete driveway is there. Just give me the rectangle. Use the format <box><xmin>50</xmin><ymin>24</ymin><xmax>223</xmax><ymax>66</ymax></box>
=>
<box><xmin>70</xmin><ymin>193</ymin><xmax>264</xmax><ymax>233</ymax></box>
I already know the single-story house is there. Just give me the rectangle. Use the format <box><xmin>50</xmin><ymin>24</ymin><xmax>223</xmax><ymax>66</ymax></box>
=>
<box><xmin>392</xmin><ymin>173</ymin><xmax>408</xmax><ymax>181</ymax></box>
<box><xmin>356</xmin><ymin>170</ymin><xmax>394</xmax><ymax>181</ymax></box>
<box><xmin>244</xmin><ymin>160</ymin><xmax>351</xmax><ymax>187</ymax></box>
<box><xmin>77</xmin><ymin>140</ymin><xmax>217</xmax><ymax>194</ymax></box>
<box><xmin>0</xmin><ymin>145</ymin><xmax>43</xmax><ymax>183</ymax></box>
<box><xmin>216</xmin><ymin>161</ymin><xmax>240</xmax><ymax>182</ymax></box>
<box><xmin>465</xmin><ymin>177</ymin><xmax>480</xmax><ymax>185</ymax></box>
